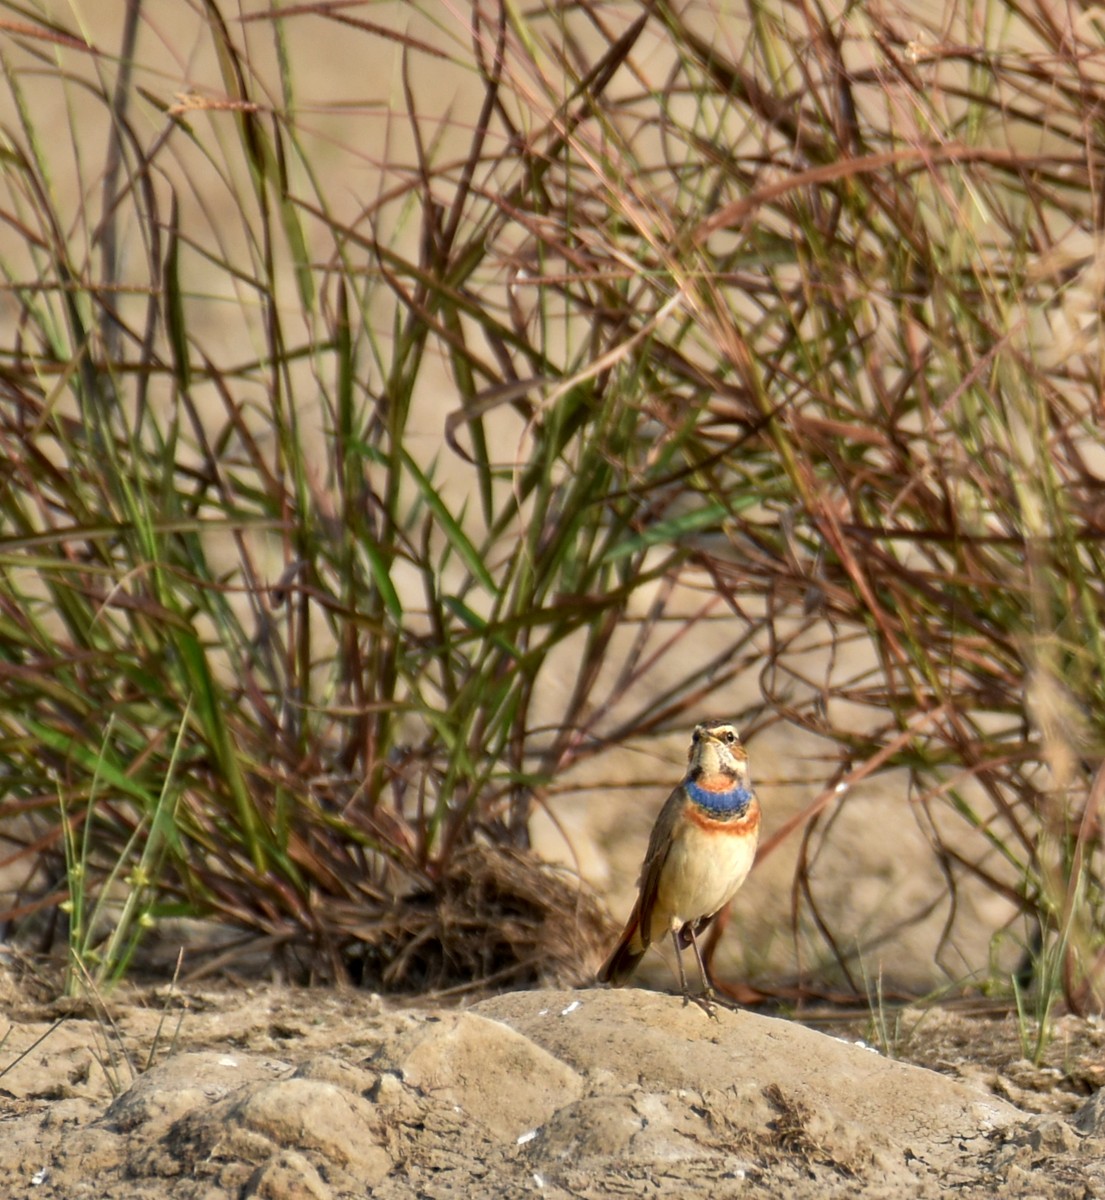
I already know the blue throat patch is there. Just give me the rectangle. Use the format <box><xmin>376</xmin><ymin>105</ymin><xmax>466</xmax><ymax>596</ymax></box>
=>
<box><xmin>685</xmin><ymin>778</ymin><xmax>753</xmax><ymax>818</ymax></box>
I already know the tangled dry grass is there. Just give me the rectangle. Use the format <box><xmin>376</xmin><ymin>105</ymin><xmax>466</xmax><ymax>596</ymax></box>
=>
<box><xmin>0</xmin><ymin>1</ymin><xmax>1103</xmax><ymax>1010</ymax></box>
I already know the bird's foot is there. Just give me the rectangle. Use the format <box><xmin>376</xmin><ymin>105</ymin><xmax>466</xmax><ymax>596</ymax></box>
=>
<box><xmin>683</xmin><ymin>987</ymin><xmax>719</xmax><ymax>1020</ymax></box>
<box><xmin>683</xmin><ymin>986</ymin><xmax>744</xmax><ymax>1018</ymax></box>
<box><xmin>706</xmin><ymin>990</ymin><xmax>742</xmax><ymax>1013</ymax></box>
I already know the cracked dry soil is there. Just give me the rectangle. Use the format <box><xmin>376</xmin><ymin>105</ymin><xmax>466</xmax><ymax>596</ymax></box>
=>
<box><xmin>2</xmin><ymin>981</ymin><xmax>1105</xmax><ymax>1199</ymax></box>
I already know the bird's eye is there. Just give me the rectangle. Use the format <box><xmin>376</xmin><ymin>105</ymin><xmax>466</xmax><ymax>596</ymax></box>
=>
<box><xmin>725</xmin><ymin>730</ymin><xmax>737</xmax><ymax>744</ymax></box>
<box><xmin>691</xmin><ymin>730</ymin><xmax>700</xmax><ymax>743</ymax></box>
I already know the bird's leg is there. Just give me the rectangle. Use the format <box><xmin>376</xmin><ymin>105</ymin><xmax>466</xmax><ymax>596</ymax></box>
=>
<box><xmin>686</xmin><ymin>926</ymin><xmax>719</xmax><ymax>1015</ymax></box>
<box><xmin>674</xmin><ymin>925</ymin><xmax>717</xmax><ymax>1018</ymax></box>
<box><xmin>687</xmin><ymin>926</ymin><xmax>743</xmax><ymax>1013</ymax></box>
<box><xmin>669</xmin><ymin>926</ymin><xmax>691</xmax><ymax>1000</ymax></box>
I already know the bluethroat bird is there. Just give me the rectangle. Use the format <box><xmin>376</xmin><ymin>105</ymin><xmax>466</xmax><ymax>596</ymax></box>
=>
<box><xmin>597</xmin><ymin>720</ymin><xmax>760</xmax><ymax>1014</ymax></box>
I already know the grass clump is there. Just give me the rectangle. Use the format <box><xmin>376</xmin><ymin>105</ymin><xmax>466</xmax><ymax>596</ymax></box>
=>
<box><xmin>0</xmin><ymin>1</ymin><xmax>1103</xmax><ymax>1009</ymax></box>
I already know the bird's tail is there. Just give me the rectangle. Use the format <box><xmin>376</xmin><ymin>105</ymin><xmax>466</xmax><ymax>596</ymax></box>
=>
<box><xmin>597</xmin><ymin>911</ymin><xmax>646</xmax><ymax>986</ymax></box>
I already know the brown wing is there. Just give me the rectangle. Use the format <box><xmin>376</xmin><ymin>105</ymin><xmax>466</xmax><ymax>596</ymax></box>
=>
<box><xmin>633</xmin><ymin>783</ymin><xmax>687</xmax><ymax>950</ymax></box>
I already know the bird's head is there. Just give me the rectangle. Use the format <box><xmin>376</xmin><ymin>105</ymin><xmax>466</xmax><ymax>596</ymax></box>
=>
<box><xmin>687</xmin><ymin>720</ymin><xmax>748</xmax><ymax>777</ymax></box>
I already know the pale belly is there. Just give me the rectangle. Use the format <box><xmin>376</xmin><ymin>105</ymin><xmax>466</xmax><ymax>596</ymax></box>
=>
<box><xmin>647</xmin><ymin>819</ymin><xmax>757</xmax><ymax>943</ymax></box>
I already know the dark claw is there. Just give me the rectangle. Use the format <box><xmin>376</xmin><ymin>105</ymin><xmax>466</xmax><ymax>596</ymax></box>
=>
<box><xmin>689</xmin><ymin>990</ymin><xmax>718</xmax><ymax>1019</ymax></box>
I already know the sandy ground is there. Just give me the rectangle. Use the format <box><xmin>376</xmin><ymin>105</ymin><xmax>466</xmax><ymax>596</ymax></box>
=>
<box><xmin>2</xmin><ymin>972</ymin><xmax>1104</xmax><ymax>1199</ymax></box>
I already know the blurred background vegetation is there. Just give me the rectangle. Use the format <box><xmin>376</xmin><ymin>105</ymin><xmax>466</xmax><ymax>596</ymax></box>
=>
<box><xmin>1</xmin><ymin>0</ymin><xmax>1104</xmax><ymax>1013</ymax></box>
